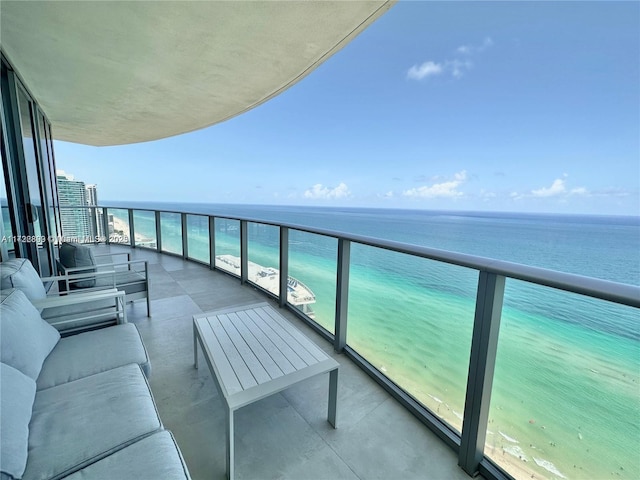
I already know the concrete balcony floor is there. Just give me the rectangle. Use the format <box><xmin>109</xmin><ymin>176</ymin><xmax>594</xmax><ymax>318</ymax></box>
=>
<box><xmin>98</xmin><ymin>244</ymin><xmax>475</xmax><ymax>480</ymax></box>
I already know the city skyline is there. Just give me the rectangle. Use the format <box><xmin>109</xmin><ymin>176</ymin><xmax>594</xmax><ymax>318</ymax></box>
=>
<box><xmin>54</xmin><ymin>2</ymin><xmax>639</xmax><ymax>216</ymax></box>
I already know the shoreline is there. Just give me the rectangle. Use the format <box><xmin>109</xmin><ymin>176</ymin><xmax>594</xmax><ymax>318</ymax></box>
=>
<box><xmin>110</xmin><ymin>215</ymin><xmax>154</xmax><ymax>245</ymax></box>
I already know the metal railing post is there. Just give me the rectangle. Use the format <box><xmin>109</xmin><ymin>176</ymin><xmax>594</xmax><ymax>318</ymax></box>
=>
<box><xmin>279</xmin><ymin>227</ymin><xmax>289</xmax><ymax>308</ymax></box>
<box><xmin>181</xmin><ymin>213</ymin><xmax>188</xmax><ymax>259</ymax></box>
<box><xmin>155</xmin><ymin>211</ymin><xmax>162</xmax><ymax>252</ymax></box>
<box><xmin>240</xmin><ymin>220</ymin><xmax>248</xmax><ymax>284</ymax></box>
<box><xmin>128</xmin><ymin>209</ymin><xmax>135</xmax><ymax>247</ymax></box>
<box><xmin>89</xmin><ymin>206</ymin><xmax>97</xmax><ymax>241</ymax></box>
<box><xmin>459</xmin><ymin>270</ymin><xmax>505</xmax><ymax>476</ymax></box>
<box><xmin>209</xmin><ymin>216</ymin><xmax>216</xmax><ymax>269</ymax></box>
<box><xmin>334</xmin><ymin>238</ymin><xmax>350</xmax><ymax>352</ymax></box>
<box><xmin>102</xmin><ymin>207</ymin><xmax>110</xmax><ymax>244</ymax></box>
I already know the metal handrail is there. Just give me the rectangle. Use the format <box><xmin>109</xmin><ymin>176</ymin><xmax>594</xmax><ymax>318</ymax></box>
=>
<box><xmin>96</xmin><ymin>204</ymin><xmax>639</xmax><ymax>307</ymax></box>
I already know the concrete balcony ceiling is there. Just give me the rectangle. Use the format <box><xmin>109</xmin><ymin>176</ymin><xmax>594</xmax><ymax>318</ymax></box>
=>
<box><xmin>1</xmin><ymin>1</ymin><xmax>394</xmax><ymax>146</ymax></box>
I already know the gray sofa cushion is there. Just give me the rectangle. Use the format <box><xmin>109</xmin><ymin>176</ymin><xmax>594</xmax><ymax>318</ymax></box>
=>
<box><xmin>59</xmin><ymin>242</ymin><xmax>97</xmax><ymax>288</ymax></box>
<box><xmin>0</xmin><ymin>258</ymin><xmax>46</xmax><ymax>301</ymax></box>
<box><xmin>0</xmin><ymin>363</ymin><xmax>37</xmax><ymax>480</ymax></box>
<box><xmin>64</xmin><ymin>430</ymin><xmax>191</xmax><ymax>479</ymax></box>
<box><xmin>0</xmin><ymin>289</ymin><xmax>60</xmax><ymax>380</ymax></box>
<box><xmin>23</xmin><ymin>364</ymin><xmax>162</xmax><ymax>480</ymax></box>
<box><xmin>37</xmin><ymin>323</ymin><xmax>151</xmax><ymax>390</ymax></box>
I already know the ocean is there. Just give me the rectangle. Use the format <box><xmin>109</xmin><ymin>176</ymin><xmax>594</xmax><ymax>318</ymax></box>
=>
<box><xmin>108</xmin><ymin>202</ymin><xmax>639</xmax><ymax>480</ymax></box>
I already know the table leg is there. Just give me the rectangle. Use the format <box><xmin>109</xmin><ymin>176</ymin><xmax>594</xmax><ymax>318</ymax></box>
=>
<box><xmin>328</xmin><ymin>368</ymin><xmax>338</xmax><ymax>428</ymax></box>
<box><xmin>226</xmin><ymin>408</ymin><xmax>235</xmax><ymax>480</ymax></box>
<box><xmin>193</xmin><ymin>327</ymin><xmax>198</xmax><ymax>369</ymax></box>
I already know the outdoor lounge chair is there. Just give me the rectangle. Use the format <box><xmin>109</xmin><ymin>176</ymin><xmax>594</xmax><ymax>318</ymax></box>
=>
<box><xmin>57</xmin><ymin>242</ymin><xmax>151</xmax><ymax>316</ymax></box>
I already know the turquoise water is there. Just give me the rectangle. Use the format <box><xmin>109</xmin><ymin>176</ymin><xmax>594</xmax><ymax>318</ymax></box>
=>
<box><xmin>113</xmin><ymin>203</ymin><xmax>639</xmax><ymax>480</ymax></box>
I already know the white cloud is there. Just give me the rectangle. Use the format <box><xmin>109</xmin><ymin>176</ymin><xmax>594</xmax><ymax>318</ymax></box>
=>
<box><xmin>403</xmin><ymin>170</ymin><xmax>467</xmax><ymax>198</ymax></box>
<box><xmin>407</xmin><ymin>61</ymin><xmax>444</xmax><ymax>80</ymax></box>
<box><xmin>408</xmin><ymin>37</ymin><xmax>493</xmax><ymax>81</ymax></box>
<box><xmin>532</xmin><ymin>178</ymin><xmax>567</xmax><ymax>197</ymax></box>
<box><xmin>304</xmin><ymin>182</ymin><xmax>351</xmax><ymax>200</ymax></box>
<box><xmin>457</xmin><ymin>37</ymin><xmax>494</xmax><ymax>55</ymax></box>
<box><xmin>447</xmin><ymin>59</ymin><xmax>473</xmax><ymax>78</ymax></box>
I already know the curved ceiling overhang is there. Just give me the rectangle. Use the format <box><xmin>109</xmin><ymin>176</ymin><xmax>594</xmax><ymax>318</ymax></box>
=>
<box><xmin>1</xmin><ymin>1</ymin><xmax>394</xmax><ymax>146</ymax></box>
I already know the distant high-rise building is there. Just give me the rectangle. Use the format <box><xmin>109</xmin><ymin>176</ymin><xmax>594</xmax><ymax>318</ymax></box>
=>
<box><xmin>57</xmin><ymin>171</ymin><xmax>92</xmax><ymax>240</ymax></box>
<box><xmin>85</xmin><ymin>184</ymin><xmax>104</xmax><ymax>238</ymax></box>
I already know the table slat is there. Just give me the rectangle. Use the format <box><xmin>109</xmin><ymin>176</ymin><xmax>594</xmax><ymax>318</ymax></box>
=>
<box><xmin>197</xmin><ymin>318</ymin><xmax>243</xmax><ymax>396</ymax></box>
<box><xmin>233</xmin><ymin>310</ymin><xmax>286</xmax><ymax>381</ymax></box>
<box><xmin>210</xmin><ymin>315</ymin><xmax>258</xmax><ymax>390</ymax></box>
<box><xmin>221</xmin><ymin>313</ymin><xmax>272</xmax><ymax>385</ymax></box>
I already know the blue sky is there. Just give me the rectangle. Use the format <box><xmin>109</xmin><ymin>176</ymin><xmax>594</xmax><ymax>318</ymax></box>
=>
<box><xmin>55</xmin><ymin>1</ymin><xmax>640</xmax><ymax>216</ymax></box>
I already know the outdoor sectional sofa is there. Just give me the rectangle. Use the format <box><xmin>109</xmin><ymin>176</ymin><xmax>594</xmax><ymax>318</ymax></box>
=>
<box><xmin>0</xmin><ymin>287</ymin><xmax>191</xmax><ymax>479</ymax></box>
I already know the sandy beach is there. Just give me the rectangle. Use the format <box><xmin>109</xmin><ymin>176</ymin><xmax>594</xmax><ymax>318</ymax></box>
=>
<box><xmin>110</xmin><ymin>215</ymin><xmax>153</xmax><ymax>245</ymax></box>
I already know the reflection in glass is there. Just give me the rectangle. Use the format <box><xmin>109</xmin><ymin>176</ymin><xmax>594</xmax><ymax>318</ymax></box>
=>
<box><xmin>288</xmin><ymin>230</ymin><xmax>337</xmax><ymax>332</ymax></box>
<box><xmin>215</xmin><ymin>218</ymin><xmax>240</xmax><ymax>275</ymax></box>
<box><xmin>486</xmin><ymin>280</ymin><xmax>639</xmax><ymax>480</ymax></box>
<box><xmin>160</xmin><ymin>212</ymin><xmax>182</xmax><ymax>255</ymax></box>
<box><xmin>347</xmin><ymin>244</ymin><xmax>476</xmax><ymax>433</ymax></box>
<box><xmin>133</xmin><ymin>210</ymin><xmax>157</xmax><ymax>248</ymax></box>
<box><xmin>186</xmin><ymin>215</ymin><xmax>209</xmax><ymax>263</ymax></box>
<box><xmin>108</xmin><ymin>208</ymin><xmax>131</xmax><ymax>245</ymax></box>
<box><xmin>246</xmin><ymin>222</ymin><xmax>280</xmax><ymax>300</ymax></box>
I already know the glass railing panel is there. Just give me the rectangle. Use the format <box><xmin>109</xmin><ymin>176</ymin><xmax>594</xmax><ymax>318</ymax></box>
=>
<box><xmin>288</xmin><ymin>230</ymin><xmax>337</xmax><ymax>333</ymax></box>
<box><xmin>487</xmin><ymin>280</ymin><xmax>640</xmax><ymax>480</ymax></box>
<box><xmin>2</xmin><ymin>204</ymin><xmax>15</xmax><ymax>251</ymax></box>
<box><xmin>186</xmin><ymin>214</ymin><xmax>209</xmax><ymax>263</ymax></box>
<box><xmin>132</xmin><ymin>210</ymin><xmax>157</xmax><ymax>248</ymax></box>
<box><xmin>160</xmin><ymin>212</ymin><xmax>182</xmax><ymax>255</ymax></box>
<box><xmin>346</xmin><ymin>244</ymin><xmax>477</xmax><ymax>433</ymax></box>
<box><xmin>107</xmin><ymin>208</ymin><xmax>131</xmax><ymax>245</ymax></box>
<box><xmin>214</xmin><ymin>218</ymin><xmax>240</xmax><ymax>276</ymax></box>
<box><xmin>246</xmin><ymin>222</ymin><xmax>280</xmax><ymax>299</ymax></box>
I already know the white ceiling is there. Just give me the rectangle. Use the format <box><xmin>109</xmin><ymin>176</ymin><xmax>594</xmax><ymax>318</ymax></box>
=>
<box><xmin>1</xmin><ymin>1</ymin><xmax>393</xmax><ymax>146</ymax></box>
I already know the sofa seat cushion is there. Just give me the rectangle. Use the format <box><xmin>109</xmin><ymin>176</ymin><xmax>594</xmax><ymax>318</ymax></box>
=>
<box><xmin>37</xmin><ymin>323</ymin><xmax>151</xmax><ymax>390</ymax></box>
<box><xmin>23</xmin><ymin>364</ymin><xmax>162</xmax><ymax>480</ymax></box>
<box><xmin>40</xmin><ymin>297</ymin><xmax>122</xmax><ymax>333</ymax></box>
<box><xmin>0</xmin><ymin>258</ymin><xmax>46</xmax><ymax>301</ymax></box>
<box><xmin>1</xmin><ymin>363</ymin><xmax>37</xmax><ymax>480</ymax></box>
<box><xmin>59</xmin><ymin>243</ymin><xmax>97</xmax><ymax>288</ymax></box>
<box><xmin>0</xmin><ymin>288</ymin><xmax>60</xmax><ymax>380</ymax></box>
<box><xmin>64</xmin><ymin>430</ymin><xmax>191</xmax><ymax>479</ymax></box>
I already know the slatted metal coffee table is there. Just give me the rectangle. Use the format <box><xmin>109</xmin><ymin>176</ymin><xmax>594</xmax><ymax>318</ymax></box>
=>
<box><xmin>193</xmin><ymin>302</ymin><xmax>339</xmax><ymax>480</ymax></box>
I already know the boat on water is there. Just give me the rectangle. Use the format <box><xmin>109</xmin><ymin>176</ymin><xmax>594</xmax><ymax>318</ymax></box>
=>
<box><xmin>215</xmin><ymin>254</ymin><xmax>316</xmax><ymax>318</ymax></box>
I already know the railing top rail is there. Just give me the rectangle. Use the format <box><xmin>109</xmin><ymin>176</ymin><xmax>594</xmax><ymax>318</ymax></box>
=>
<box><xmin>96</xmin><ymin>204</ymin><xmax>640</xmax><ymax>308</ymax></box>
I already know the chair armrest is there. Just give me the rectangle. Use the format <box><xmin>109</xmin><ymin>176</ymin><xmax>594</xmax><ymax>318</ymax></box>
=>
<box><xmin>44</xmin><ymin>270</ymin><xmax>117</xmax><ymax>293</ymax></box>
<box><xmin>33</xmin><ymin>289</ymin><xmax>128</xmax><ymax>329</ymax></box>
<box><xmin>61</xmin><ymin>259</ymin><xmax>147</xmax><ymax>274</ymax></box>
<box><xmin>32</xmin><ymin>288</ymin><xmax>121</xmax><ymax>309</ymax></box>
<box><xmin>94</xmin><ymin>252</ymin><xmax>131</xmax><ymax>263</ymax></box>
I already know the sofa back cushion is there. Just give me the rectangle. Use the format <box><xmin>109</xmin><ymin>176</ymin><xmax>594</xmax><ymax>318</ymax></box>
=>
<box><xmin>0</xmin><ymin>362</ymin><xmax>37</xmax><ymax>480</ymax></box>
<box><xmin>0</xmin><ymin>258</ymin><xmax>46</xmax><ymax>301</ymax></box>
<box><xmin>59</xmin><ymin>242</ymin><xmax>97</xmax><ymax>288</ymax></box>
<box><xmin>0</xmin><ymin>288</ymin><xmax>60</xmax><ymax>380</ymax></box>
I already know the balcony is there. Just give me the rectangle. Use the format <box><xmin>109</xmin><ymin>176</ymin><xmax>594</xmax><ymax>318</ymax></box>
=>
<box><xmin>47</xmin><ymin>205</ymin><xmax>639</xmax><ymax>480</ymax></box>
<box><xmin>93</xmin><ymin>242</ymin><xmax>471</xmax><ymax>480</ymax></box>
